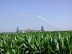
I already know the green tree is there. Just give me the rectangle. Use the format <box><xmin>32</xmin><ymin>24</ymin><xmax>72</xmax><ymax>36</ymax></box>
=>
<box><xmin>41</xmin><ymin>26</ymin><xmax>45</xmax><ymax>32</ymax></box>
<box><xmin>16</xmin><ymin>27</ymin><xmax>19</xmax><ymax>33</ymax></box>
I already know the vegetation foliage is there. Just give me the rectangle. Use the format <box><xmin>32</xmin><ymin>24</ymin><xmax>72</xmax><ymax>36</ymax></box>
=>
<box><xmin>0</xmin><ymin>31</ymin><xmax>72</xmax><ymax>54</ymax></box>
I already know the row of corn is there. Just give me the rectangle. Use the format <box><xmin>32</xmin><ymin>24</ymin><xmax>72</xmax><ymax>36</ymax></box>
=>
<box><xmin>0</xmin><ymin>31</ymin><xmax>72</xmax><ymax>54</ymax></box>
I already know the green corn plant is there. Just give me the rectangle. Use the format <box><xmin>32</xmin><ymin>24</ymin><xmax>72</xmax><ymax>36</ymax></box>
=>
<box><xmin>0</xmin><ymin>31</ymin><xmax>72</xmax><ymax>54</ymax></box>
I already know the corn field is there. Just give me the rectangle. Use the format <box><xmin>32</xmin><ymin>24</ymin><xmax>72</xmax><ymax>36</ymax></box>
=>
<box><xmin>0</xmin><ymin>31</ymin><xmax>72</xmax><ymax>54</ymax></box>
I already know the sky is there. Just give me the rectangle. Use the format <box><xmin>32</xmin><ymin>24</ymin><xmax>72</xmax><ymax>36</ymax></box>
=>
<box><xmin>0</xmin><ymin>0</ymin><xmax>72</xmax><ymax>32</ymax></box>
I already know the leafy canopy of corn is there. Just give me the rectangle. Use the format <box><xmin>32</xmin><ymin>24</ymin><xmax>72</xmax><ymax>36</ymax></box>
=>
<box><xmin>0</xmin><ymin>31</ymin><xmax>72</xmax><ymax>54</ymax></box>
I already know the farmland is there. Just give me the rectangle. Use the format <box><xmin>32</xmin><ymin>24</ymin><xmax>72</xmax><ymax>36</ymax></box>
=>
<box><xmin>0</xmin><ymin>31</ymin><xmax>72</xmax><ymax>54</ymax></box>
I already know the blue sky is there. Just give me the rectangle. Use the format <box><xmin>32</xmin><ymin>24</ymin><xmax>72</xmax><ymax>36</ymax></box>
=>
<box><xmin>0</xmin><ymin>0</ymin><xmax>72</xmax><ymax>32</ymax></box>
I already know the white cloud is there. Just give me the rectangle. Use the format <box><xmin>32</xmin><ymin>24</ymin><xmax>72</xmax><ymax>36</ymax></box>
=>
<box><xmin>16</xmin><ymin>13</ymin><xmax>49</xmax><ymax>23</ymax></box>
<box><xmin>36</xmin><ymin>15</ymin><xmax>49</xmax><ymax>23</ymax></box>
<box><xmin>19</xmin><ymin>13</ymin><xmax>32</xmax><ymax>16</ymax></box>
<box><xmin>16</xmin><ymin>13</ymin><xmax>50</xmax><ymax>24</ymax></box>
<box><xmin>15</xmin><ymin>12</ymin><xmax>32</xmax><ymax>17</ymax></box>
<box><xmin>16</xmin><ymin>13</ymin><xmax>53</xmax><ymax>26</ymax></box>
